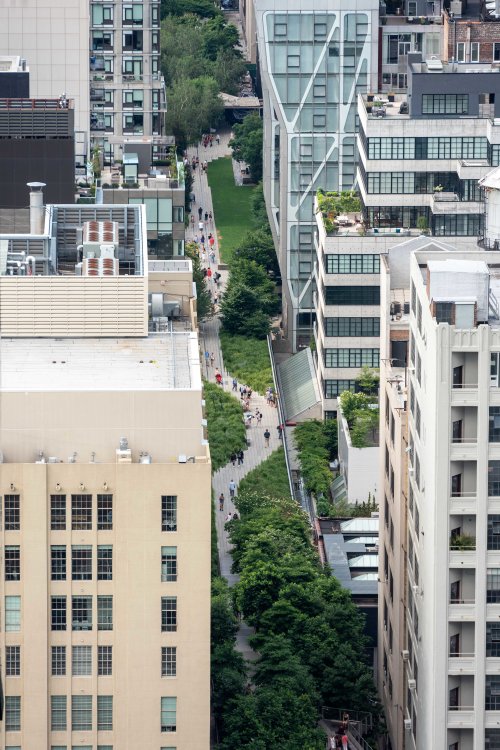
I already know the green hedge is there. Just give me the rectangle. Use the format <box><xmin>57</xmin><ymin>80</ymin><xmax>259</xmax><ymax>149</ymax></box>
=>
<box><xmin>238</xmin><ymin>447</ymin><xmax>291</xmax><ymax>499</ymax></box>
<box><xmin>204</xmin><ymin>382</ymin><xmax>246</xmax><ymax>473</ymax></box>
<box><xmin>220</xmin><ymin>332</ymin><xmax>273</xmax><ymax>394</ymax></box>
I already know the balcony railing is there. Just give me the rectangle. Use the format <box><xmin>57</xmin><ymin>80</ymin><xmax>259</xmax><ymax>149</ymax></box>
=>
<box><xmin>448</xmin><ymin>705</ymin><xmax>474</xmax><ymax>712</ymax></box>
<box><xmin>450</xmin><ymin>598</ymin><xmax>475</xmax><ymax>605</ymax></box>
<box><xmin>452</xmin><ymin>436</ymin><xmax>478</xmax><ymax>443</ymax></box>
<box><xmin>449</xmin><ymin>652</ymin><xmax>475</xmax><ymax>658</ymax></box>
<box><xmin>451</xmin><ymin>492</ymin><xmax>477</xmax><ymax>498</ymax></box>
<box><xmin>452</xmin><ymin>383</ymin><xmax>478</xmax><ymax>389</ymax></box>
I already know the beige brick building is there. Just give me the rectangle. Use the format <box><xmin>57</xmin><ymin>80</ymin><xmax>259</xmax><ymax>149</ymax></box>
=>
<box><xmin>0</xmin><ymin>199</ymin><xmax>211</xmax><ymax>749</ymax></box>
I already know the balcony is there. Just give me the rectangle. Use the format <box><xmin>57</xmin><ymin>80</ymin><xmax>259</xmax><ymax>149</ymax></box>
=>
<box><xmin>447</xmin><ymin>707</ymin><xmax>475</xmax><ymax>728</ymax></box>
<box><xmin>448</xmin><ymin>654</ymin><xmax>476</xmax><ymax>674</ymax></box>
<box><xmin>449</xmin><ymin>535</ymin><xmax>477</xmax><ymax>567</ymax></box>
<box><xmin>449</xmin><ymin>599</ymin><xmax>475</xmax><ymax>621</ymax></box>
<box><xmin>450</xmin><ymin>495</ymin><xmax>476</xmax><ymax>513</ymax></box>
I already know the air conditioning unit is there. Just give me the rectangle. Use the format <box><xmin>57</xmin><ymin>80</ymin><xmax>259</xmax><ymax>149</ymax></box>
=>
<box><xmin>404</xmin><ymin>719</ymin><xmax>412</xmax><ymax>731</ymax></box>
<box><xmin>402</xmin><ymin>650</ymin><xmax>410</xmax><ymax>661</ymax></box>
<box><xmin>408</xmin><ymin>679</ymin><xmax>417</xmax><ymax>690</ymax></box>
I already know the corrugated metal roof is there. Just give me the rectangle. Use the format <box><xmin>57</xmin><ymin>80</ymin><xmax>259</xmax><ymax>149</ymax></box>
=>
<box><xmin>277</xmin><ymin>347</ymin><xmax>320</xmax><ymax>421</ymax></box>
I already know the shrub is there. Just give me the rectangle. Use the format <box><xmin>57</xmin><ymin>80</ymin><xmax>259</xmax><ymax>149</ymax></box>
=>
<box><xmin>204</xmin><ymin>382</ymin><xmax>246</xmax><ymax>472</ymax></box>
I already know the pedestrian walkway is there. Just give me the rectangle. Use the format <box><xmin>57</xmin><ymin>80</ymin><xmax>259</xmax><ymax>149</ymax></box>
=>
<box><xmin>185</xmin><ymin>131</ymin><xmax>280</xmax><ymax>663</ymax></box>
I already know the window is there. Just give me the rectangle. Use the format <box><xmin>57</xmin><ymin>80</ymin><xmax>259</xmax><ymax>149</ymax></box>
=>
<box><xmin>324</xmin><ymin>285</ymin><xmax>380</xmax><ymax>305</ymax></box>
<box><xmin>162</xmin><ymin>597</ymin><xmax>177</xmax><ymax>632</ymax></box>
<box><xmin>72</xmin><ymin>495</ymin><xmax>92</xmax><ymax>530</ymax></box>
<box><xmin>72</xmin><ymin>695</ymin><xmax>92</xmax><ymax>731</ymax></box>
<box><xmin>72</xmin><ymin>646</ymin><xmax>92</xmax><ymax>676</ymax></box>
<box><xmin>162</xmin><ymin>646</ymin><xmax>177</xmax><ymax>677</ymax></box>
<box><xmin>5</xmin><ymin>546</ymin><xmax>20</xmax><ymax>581</ymax></box>
<box><xmin>471</xmin><ymin>42</ymin><xmax>480</xmax><ymax>62</ymax></box>
<box><xmin>489</xmin><ymin>462</ymin><xmax>500</xmax><ymax>496</ymax></box>
<box><xmin>456</xmin><ymin>42</ymin><xmax>465</xmax><ymax>63</ymax></box>
<box><xmin>51</xmin><ymin>545</ymin><xmax>66</xmax><ymax>581</ymax></box>
<box><xmin>495</xmin><ymin>43</ymin><xmax>500</xmax><ymax>62</ymax></box>
<box><xmin>52</xmin><ymin>646</ymin><xmax>66</xmax><ymax>676</ymax></box>
<box><xmin>489</xmin><ymin>515</ymin><xmax>500</xmax><ymax>550</ymax></box>
<box><xmin>488</xmin><ymin>569</ymin><xmax>500</xmax><ymax>603</ymax></box>
<box><xmin>324</xmin><ymin>317</ymin><xmax>380</xmax><ymax>337</ymax></box>
<box><xmin>72</xmin><ymin>596</ymin><xmax>92</xmax><ymax>631</ymax></box>
<box><xmin>6</xmin><ymin>595</ymin><xmax>21</xmax><ymax>631</ymax></box>
<box><xmin>97</xmin><ymin>494</ymin><xmax>113</xmax><ymax>530</ymax></box>
<box><xmin>123</xmin><ymin>4</ymin><xmax>143</xmax><ymax>24</ymax></box>
<box><xmin>490</xmin><ymin>407</ymin><xmax>500</xmax><ymax>442</ymax></box>
<box><xmin>161</xmin><ymin>547</ymin><xmax>177</xmax><ymax>582</ymax></box>
<box><xmin>98</xmin><ymin>595</ymin><xmax>113</xmax><ymax>630</ymax></box>
<box><xmin>5</xmin><ymin>495</ymin><xmax>20</xmax><ymax>530</ymax></box>
<box><xmin>98</xmin><ymin>646</ymin><xmax>112</xmax><ymax>676</ymax></box>
<box><xmin>422</xmin><ymin>94</ymin><xmax>469</xmax><ymax>115</ymax></box>
<box><xmin>486</xmin><ymin>676</ymin><xmax>500</xmax><ymax>709</ymax></box>
<box><xmin>72</xmin><ymin>546</ymin><xmax>92</xmax><ymax>581</ymax></box>
<box><xmin>161</xmin><ymin>696</ymin><xmax>177</xmax><ymax>732</ymax></box>
<box><xmin>486</xmin><ymin>729</ymin><xmax>500</xmax><ymax>748</ymax></box>
<box><xmin>51</xmin><ymin>596</ymin><xmax>66</xmax><ymax>631</ymax></box>
<box><xmin>98</xmin><ymin>546</ymin><xmax>113</xmax><ymax>580</ymax></box>
<box><xmin>98</xmin><ymin>696</ymin><xmax>113</xmax><ymax>730</ymax></box>
<box><xmin>323</xmin><ymin>380</ymin><xmax>356</xmax><ymax>398</ymax></box>
<box><xmin>325</xmin><ymin>254</ymin><xmax>380</xmax><ymax>274</ymax></box>
<box><xmin>324</xmin><ymin>349</ymin><xmax>380</xmax><ymax>368</ymax></box>
<box><xmin>6</xmin><ymin>645</ymin><xmax>20</xmax><ymax>676</ymax></box>
<box><xmin>51</xmin><ymin>695</ymin><xmax>67</xmax><ymax>731</ymax></box>
<box><xmin>487</xmin><ymin>622</ymin><xmax>500</xmax><ymax>657</ymax></box>
<box><xmin>51</xmin><ymin>495</ymin><xmax>66</xmax><ymax>530</ymax></box>
<box><xmin>6</xmin><ymin>696</ymin><xmax>21</xmax><ymax>730</ymax></box>
<box><xmin>162</xmin><ymin>496</ymin><xmax>177</xmax><ymax>532</ymax></box>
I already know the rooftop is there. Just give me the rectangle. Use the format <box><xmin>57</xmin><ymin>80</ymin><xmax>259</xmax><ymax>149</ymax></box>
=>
<box><xmin>0</xmin><ymin>333</ymin><xmax>201</xmax><ymax>392</ymax></box>
<box><xmin>0</xmin><ymin>56</ymin><xmax>28</xmax><ymax>74</ymax></box>
<box><xmin>320</xmin><ymin>516</ymin><xmax>379</xmax><ymax>597</ymax></box>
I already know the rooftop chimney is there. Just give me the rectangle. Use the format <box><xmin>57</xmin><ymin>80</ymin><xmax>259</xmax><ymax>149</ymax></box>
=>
<box><xmin>27</xmin><ymin>182</ymin><xmax>46</xmax><ymax>235</ymax></box>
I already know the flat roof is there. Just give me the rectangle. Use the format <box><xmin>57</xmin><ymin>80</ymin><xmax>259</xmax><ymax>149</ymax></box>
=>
<box><xmin>0</xmin><ymin>334</ymin><xmax>201</xmax><ymax>392</ymax></box>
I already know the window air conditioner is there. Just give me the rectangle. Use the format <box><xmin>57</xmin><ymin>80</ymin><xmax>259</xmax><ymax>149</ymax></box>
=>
<box><xmin>404</xmin><ymin>719</ymin><xmax>412</xmax><ymax>731</ymax></box>
<box><xmin>408</xmin><ymin>679</ymin><xmax>417</xmax><ymax>690</ymax></box>
<box><xmin>402</xmin><ymin>650</ymin><xmax>410</xmax><ymax>661</ymax></box>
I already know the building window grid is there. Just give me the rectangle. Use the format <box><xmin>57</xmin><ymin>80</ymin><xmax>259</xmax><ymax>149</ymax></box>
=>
<box><xmin>162</xmin><ymin>495</ymin><xmax>178</xmax><ymax>532</ymax></box>
<box><xmin>72</xmin><ymin>545</ymin><xmax>92</xmax><ymax>581</ymax></box>
<box><xmin>72</xmin><ymin>645</ymin><xmax>92</xmax><ymax>676</ymax></box>
<box><xmin>97</xmin><ymin>545</ymin><xmax>113</xmax><ymax>580</ymax></box>
<box><xmin>162</xmin><ymin>646</ymin><xmax>177</xmax><ymax>677</ymax></box>
<box><xmin>51</xmin><ymin>596</ymin><xmax>66</xmax><ymax>631</ymax></box>
<box><xmin>51</xmin><ymin>545</ymin><xmax>66</xmax><ymax>581</ymax></box>
<box><xmin>5</xmin><ymin>696</ymin><xmax>21</xmax><ymax>731</ymax></box>
<box><xmin>98</xmin><ymin>645</ymin><xmax>113</xmax><ymax>676</ymax></box>
<box><xmin>51</xmin><ymin>695</ymin><xmax>67</xmax><ymax>731</ymax></box>
<box><xmin>324</xmin><ymin>348</ymin><xmax>380</xmax><ymax>368</ymax></box>
<box><xmin>486</xmin><ymin>676</ymin><xmax>500</xmax><ymax>710</ymax></box>
<box><xmin>367</xmin><ymin>135</ymin><xmax>487</xmax><ymax>161</ymax></box>
<box><xmin>72</xmin><ymin>595</ymin><xmax>92</xmax><ymax>631</ymax></box>
<box><xmin>51</xmin><ymin>646</ymin><xmax>66</xmax><ymax>676</ymax></box>
<box><xmin>97</xmin><ymin>494</ymin><xmax>113</xmax><ymax>530</ymax></box>
<box><xmin>72</xmin><ymin>694</ymin><xmax>92</xmax><ymax>731</ymax></box>
<box><xmin>324</xmin><ymin>317</ymin><xmax>380</xmax><ymax>337</ymax></box>
<box><xmin>5</xmin><ymin>546</ymin><xmax>20</xmax><ymax>581</ymax></box>
<box><xmin>490</xmin><ymin>462</ymin><xmax>500</xmax><ymax>497</ymax></box>
<box><xmin>422</xmin><ymin>94</ymin><xmax>469</xmax><ymax>114</ymax></box>
<box><xmin>6</xmin><ymin>645</ymin><xmax>20</xmax><ymax>676</ymax></box>
<box><xmin>324</xmin><ymin>285</ymin><xmax>380</xmax><ymax>306</ymax></box>
<box><xmin>323</xmin><ymin>379</ymin><xmax>356</xmax><ymax>398</ymax></box>
<box><xmin>51</xmin><ymin>495</ymin><xmax>66</xmax><ymax>530</ymax></box>
<box><xmin>4</xmin><ymin>495</ymin><xmax>20</xmax><ymax>530</ymax></box>
<box><xmin>325</xmin><ymin>254</ymin><xmax>380</xmax><ymax>274</ymax></box>
<box><xmin>161</xmin><ymin>546</ymin><xmax>178</xmax><ymax>582</ymax></box>
<box><xmin>97</xmin><ymin>695</ymin><xmax>113</xmax><ymax>730</ymax></box>
<box><xmin>162</xmin><ymin>597</ymin><xmax>177</xmax><ymax>632</ymax></box>
<box><xmin>98</xmin><ymin>595</ymin><xmax>113</xmax><ymax>631</ymax></box>
<box><xmin>71</xmin><ymin>494</ymin><xmax>92</xmax><ymax>531</ymax></box>
<box><xmin>161</xmin><ymin>696</ymin><xmax>177</xmax><ymax>732</ymax></box>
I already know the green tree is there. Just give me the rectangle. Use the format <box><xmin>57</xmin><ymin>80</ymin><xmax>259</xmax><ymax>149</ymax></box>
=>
<box><xmin>220</xmin><ymin>284</ymin><xmax>270</xmax><ymax>338</ymax></box>
<box><xmin>229</xmin><ymin>112</ymin><xmax>264</xmax><ymax>182</ymax></box>
<box><xmin>251</xmin><ymin>183</ymin><xmax>270</xmax><ymax>227</ymax></box>
<box><xmin>185</xmin><ymin>242</ymin><xmax>212</xmax><ymax>321</ymax></box>
<box><xmin>161</xmin><ymin>0</ymin><xmax>220</xmax><ymax>18</ymax></box>
<box><xmin>165</xmin><ymin>75</ymin><xmax>223</xmax><ymax>148</ymax></box>
<box><xmin>233</xmin><ymin>228</ymin><xmax>280</xmax><ymax>277</ymax></box>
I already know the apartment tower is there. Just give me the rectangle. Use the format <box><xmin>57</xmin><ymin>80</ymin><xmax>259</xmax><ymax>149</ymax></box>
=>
<box><xmin>0</xmin><ymin>195</ymin><xmax>211</xmax><ymax>749</ymax></box>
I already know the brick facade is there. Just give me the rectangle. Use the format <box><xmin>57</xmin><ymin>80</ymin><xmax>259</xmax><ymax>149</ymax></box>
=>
<box><xmin>444</xmin><ymin>16</ymin><xmax>500</xmax><ymax>62</ymax></box>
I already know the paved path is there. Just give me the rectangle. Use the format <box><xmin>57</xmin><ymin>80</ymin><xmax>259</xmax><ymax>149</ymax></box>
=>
<box><xmin>185</xmin><ymin>132</ymin><xmax>280</xmax><ymax>664</ymax></box>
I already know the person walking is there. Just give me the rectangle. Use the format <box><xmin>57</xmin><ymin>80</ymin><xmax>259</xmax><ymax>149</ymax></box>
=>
<box><xmin>210</xmin><ymin>352</ymin><xmax>215</xmax><ymax>367</ymax></box>
<box><xmin>229</xmin><ymin>480</ymin><xmax>236</xmax><ymax>499</ymax></box>
<box><xmin>204</xmin><ymin>350</ymin><xmax>209</xmax><ymax>366</ymax></box>
<box><xmin>190</xmin><ymin>214</ymin><xmax>195</xmax><ymax>227</ymax></box>
<box><xmin>264</xmin><ymin>428</ymin><xmax>271</xmax><ymax>447</ymax></box>
<box><xmin>256</xmin><ymin>411</ymin><xmax>262</xmax><ymax>425</ymax></box>
<box><xmin>209</xmin><ymin>211</ymin><xmax>213</xmax><ymax>223</ymax></box>
<box><xmin>198</xmin><ymin>206</ymin><xmax>203</xmax><ymax>220</ymax></box>
<box><xmin>237</xmin><ymin>449</ymin><xmax>244</xmax><ymax>466</ymax></box>
<box><xmin>230</xmin><ymin>451</ymin><xmax>237</xmax><ymax>467</ymax></box>
<box><xmin>219</xmin><ymin>493</ymin><xmax>225</xmax><ymax>511</ymax></box>
<box><xmin>232</xmin><ymin>377</ymin><xmax>238</xmax><ymax>391</ymax></box>
<box><xmin>277</xmin><ymin>424</ymin><xmax>283</xmax><ymax>440</ymax></box>
<box><xmin>204</xmin><ymin>211</ymin><xmax>209</xmax><ymax>222</ymax></box>
<box><xmin>216</xmin><ymin>134</ymin><xmax>220</xmax><ymax>145</ymax></box>
<box><xmin>341</xmin><ymin>734</ymin><xmax>348</xmax><ymax>750</ymax></box>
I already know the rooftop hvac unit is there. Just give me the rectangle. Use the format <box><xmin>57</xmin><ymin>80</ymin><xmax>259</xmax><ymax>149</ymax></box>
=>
<box><xmin>116</xmin><ymin>448</ymin><xmax>132</xmax><ymax>464</ymax></box>
<box><xmin>163</xmin><ymin>301</ymin><xmax>181</xmax><ymax>318</ymax></box>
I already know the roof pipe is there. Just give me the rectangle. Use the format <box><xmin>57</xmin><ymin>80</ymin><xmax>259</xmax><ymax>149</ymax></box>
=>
<box><xmin>27</xmin><ymin>182</ymin><xmax>46</xmax><ymax>235</ymax></box>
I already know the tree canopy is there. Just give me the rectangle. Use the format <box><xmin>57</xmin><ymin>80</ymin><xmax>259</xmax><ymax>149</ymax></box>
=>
<box><xmin>229</xmin><ymin>112</ymin><xmax>264</xmax><ymax>182</ymax></box>
<box><xmin>185</xmin><ymin>241</ymin><xmax>212</xmax><ymax>321</ymax></box>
